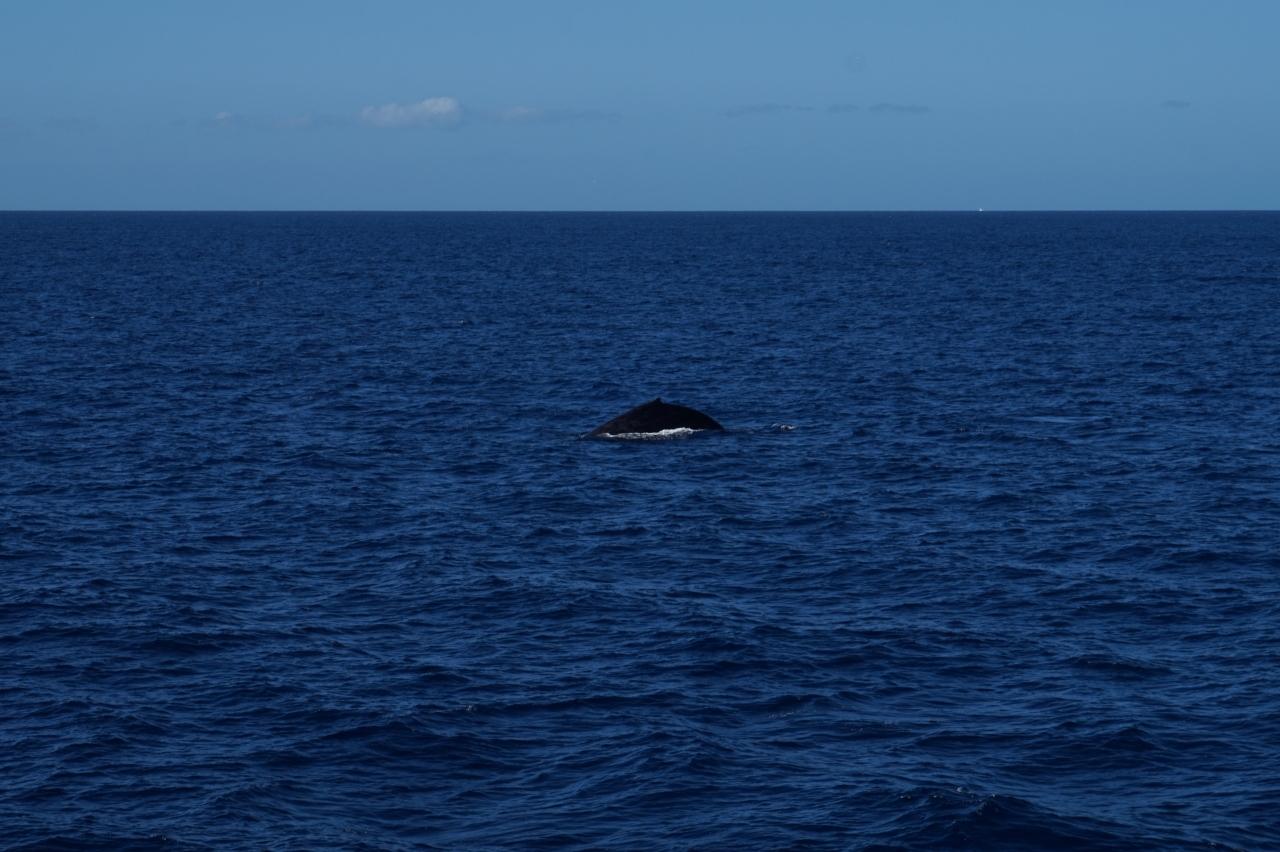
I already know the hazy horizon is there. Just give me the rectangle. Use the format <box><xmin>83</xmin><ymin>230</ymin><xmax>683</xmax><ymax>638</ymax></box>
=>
<box><xmin>5</xmin><ymin>209</ymin><xmax>1279</xmax><ymax>214</ymax></box>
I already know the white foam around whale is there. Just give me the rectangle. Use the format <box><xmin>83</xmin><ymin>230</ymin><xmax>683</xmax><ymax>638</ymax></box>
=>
<box><xmin>600</xmin><ymin>427</ymin><xmax>702</xmax><ymax>440</ymax></box>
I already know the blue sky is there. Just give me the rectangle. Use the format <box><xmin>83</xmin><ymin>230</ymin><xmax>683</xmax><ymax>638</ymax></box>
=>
<box><xmin>1</xmin><ymin>1</ymin><xmax>1277</xmax><ymax>209</ymax></box>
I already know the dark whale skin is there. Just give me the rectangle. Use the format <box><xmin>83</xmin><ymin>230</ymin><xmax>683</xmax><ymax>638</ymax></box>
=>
<box><xmin>588</xmin><ymin>398</ymin><xmax>724</xmax><ymax>437</ymax></box>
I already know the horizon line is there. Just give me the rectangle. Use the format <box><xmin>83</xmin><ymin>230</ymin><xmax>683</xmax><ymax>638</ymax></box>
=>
<box><xmin>2</xmin><ymin>208</ymin><xmax>1278</xmax><ymax>215</ymax></box>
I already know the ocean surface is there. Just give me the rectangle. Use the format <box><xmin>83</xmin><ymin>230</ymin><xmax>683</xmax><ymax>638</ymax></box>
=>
<box><xmin>2</xmin><ymin>211</ymin><xmax>1279</xmax><ymax>851</ymax></box>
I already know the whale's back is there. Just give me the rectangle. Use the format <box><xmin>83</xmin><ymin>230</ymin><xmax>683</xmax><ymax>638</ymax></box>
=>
<box><xmin>589</xmin><ymin>398</ymin><xmax>724</xmax><ymax>437</ymax></box>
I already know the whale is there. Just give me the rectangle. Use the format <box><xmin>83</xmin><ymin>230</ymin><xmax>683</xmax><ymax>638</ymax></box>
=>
<box><xmin>588</xmin><ymin>398</ymin><xmax>725</xmax><ymax>437</ymax></box>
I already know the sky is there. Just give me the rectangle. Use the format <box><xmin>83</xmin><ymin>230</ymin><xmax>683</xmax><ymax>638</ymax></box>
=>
<box><xmin>1</xmin><ymin>0</ymin><xmax>1277</xmax><ymax>210</ymax></box>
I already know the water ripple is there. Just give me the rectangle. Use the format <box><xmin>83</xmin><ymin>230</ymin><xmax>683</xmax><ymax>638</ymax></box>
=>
<box><xmin>2</xmin><ymin>212</ymin><xmax>1278</xmax><ymax>849</ymax></box>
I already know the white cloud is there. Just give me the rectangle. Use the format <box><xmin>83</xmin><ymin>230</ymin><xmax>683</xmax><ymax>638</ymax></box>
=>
<box><xmin>360</xmin><ymin>97</ymin><xmax>462</xmax><ymax>128</ymax></box>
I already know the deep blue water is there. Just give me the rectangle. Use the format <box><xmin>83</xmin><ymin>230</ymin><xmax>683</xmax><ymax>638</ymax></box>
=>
<box><xmin>2</xmin><ymin>212</ymin><xmax>1279</xmax><ymax>850</ymax></box>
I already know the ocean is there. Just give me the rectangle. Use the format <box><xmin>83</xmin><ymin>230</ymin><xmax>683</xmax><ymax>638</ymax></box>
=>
<box><xmin>2</xmin><ymin>211</ymin><xmax>1278</xmax><ymax>850</ymax></box>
